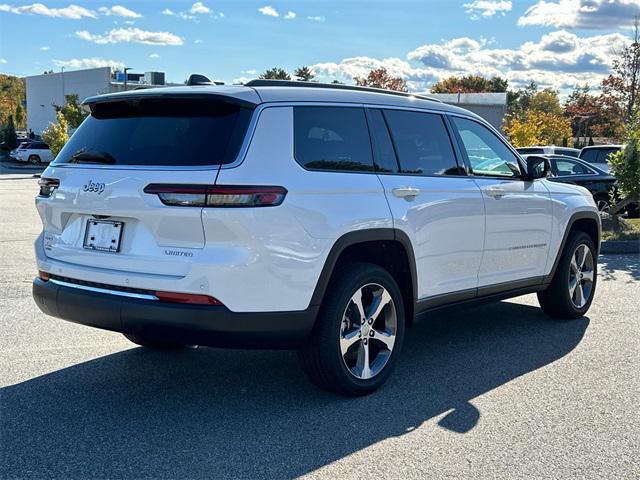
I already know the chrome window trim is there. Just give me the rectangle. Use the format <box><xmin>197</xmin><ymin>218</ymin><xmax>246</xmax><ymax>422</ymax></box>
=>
<box><xmin>49</xmin><ymin>278</ymin><xmax>159</xmax><ymax>301</ymax></box>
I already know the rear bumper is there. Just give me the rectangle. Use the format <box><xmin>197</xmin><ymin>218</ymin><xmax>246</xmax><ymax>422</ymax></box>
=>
<box><xmin>32</xmin><ymin>278</ymin><xmax>317</xmax><ymax>349</ymax></box>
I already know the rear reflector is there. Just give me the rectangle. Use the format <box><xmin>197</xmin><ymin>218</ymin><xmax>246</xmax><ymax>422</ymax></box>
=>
<box><xmin>38</xmin><ymin>271</ymin><xmax>50</xmax><ymax>281</ymax></box>
<box><xmin>38</xmin><ymin>178</ymin><xmax>60</xmax><ymax>197</ymax></box>
<box><xmin>144</xmin><ymin>184</ymin><xmax>287</xmax><ymax>207</ymax></box>
<box><xmin>155</xmin><ymin>291</ymin><xmax>223</xmax><ymax>306</ymax></box>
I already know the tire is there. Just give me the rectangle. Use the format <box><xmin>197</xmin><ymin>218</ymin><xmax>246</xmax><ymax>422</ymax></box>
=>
<box><xmin>537</xmin><ymin>231</ymin><xmax>597</xmax><ymax>319</ymax></box>
<box><xmin>28</xmin><ymin>155</ymin><xmax>41</xmax><ymax>165</ymax></box>
<box><xmin>297</xmin><ymin>262</ymin><xmax>405</xmax><ymax>396</ymax></box>
<box><xmin>123</xmin><ymin>333</ymin><xmax>185</xmax><ymax>350</ymax></box>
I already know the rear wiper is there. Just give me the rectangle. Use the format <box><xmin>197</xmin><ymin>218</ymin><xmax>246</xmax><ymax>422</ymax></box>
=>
<box><xmin>70</xmin><ymin>151</ymin><xmax>117</xmax><ymax>164</ymax></box>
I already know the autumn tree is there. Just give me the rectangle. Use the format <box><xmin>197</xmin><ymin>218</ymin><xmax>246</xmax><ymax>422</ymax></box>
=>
<box><xmin>53</xmin><ymin>94</ymin><xmax>87</xmax><ymax>129</ymax></box>
<box><xmin>354</xmin><ymin>67</ymin><xmax>408</xmax><ymax>92</ymax></box>
<box><xmin>529</xmin><ymin>89</ymin><xmax>563</xmax><ymax>116</ymax></box>
<box><xmin>564</xmin><ymin>85</ymin><xmax>624</xmax><ymax>140</ymax></box>
<box><xmin>505</xmin><ymin>109</ymin><xmax>572</xmax><ymax>147</ymax></box>
<box><xmin>259</xmin><ymin>67</ymin><xmax>291</xmax><ymax>80</ymax></box>
<box><xmin>41</xmin><ymin>111</ymin><xmax>69</xmax><ymax>158</ymax></box>
<box><xmin>430</xmin><ymin>75</ymin><xmax>507</xmax><ymax>93</ymax></box>
<box><xmin>1</xmin><ymin>114</ymin><xmax>18</xmax><ymax>150</ymax></box>
<box><xmin>294</xmin><ymin>66</ymin><xmax>315</xmax><ymax>82</ymax></box>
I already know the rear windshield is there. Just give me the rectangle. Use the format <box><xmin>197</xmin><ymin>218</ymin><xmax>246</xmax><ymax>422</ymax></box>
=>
<box><xmin>580</xmin><ymin>147</ymin><xmax>618</xmax><ymax>164</ymax></box>
<box><xmin>53</xmin><ymin>97</ymin><xmax>253</xmax><ymax>166</ymax></box>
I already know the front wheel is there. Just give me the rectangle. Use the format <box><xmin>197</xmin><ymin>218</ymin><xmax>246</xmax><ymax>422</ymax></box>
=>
<box><xmin>298</xmin><ymin>262</ymin><xmax>405</xmax><ymax>396</ymax></box>
<box><xmin>28</xmin><ymin>155</ymin><xmax>41</xmax><ymax>165</ymax></box>
<box><xmin>537</xmin><ymin>231</ymin><xmax>597</xmax><ymax>319</ymax></box>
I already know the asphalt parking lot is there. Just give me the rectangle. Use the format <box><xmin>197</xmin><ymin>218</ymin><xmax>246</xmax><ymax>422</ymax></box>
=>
<box><xmin>1</xmin><ymin>176</ymin><xmax>638</xmax><ymax>479</ymax></box>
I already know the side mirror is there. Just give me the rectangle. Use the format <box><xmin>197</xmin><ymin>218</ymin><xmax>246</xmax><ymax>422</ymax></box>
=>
<box><xmin>524</xmin><ymin>156</ymin><xmax>551</xmax><ymax>181</ymax></box>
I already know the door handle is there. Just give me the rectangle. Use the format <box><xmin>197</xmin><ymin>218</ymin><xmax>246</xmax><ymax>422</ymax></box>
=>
<box><xmin>392</xmin><ymin>187</ymin><xmax>420</xmax><ymax>200</ymax></box>
<box><xmin>484</xmin><ymin>186</ymin><xmax>506</xmax><ymax>198</ymax></box>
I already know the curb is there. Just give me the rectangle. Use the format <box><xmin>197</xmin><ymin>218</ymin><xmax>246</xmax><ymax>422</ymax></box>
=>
<box><xmin>600</xmin><ymin>240</ymin><xmax>640</xmax><ymax>254</ymax></box>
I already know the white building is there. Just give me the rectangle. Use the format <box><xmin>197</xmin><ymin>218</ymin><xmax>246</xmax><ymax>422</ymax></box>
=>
<box><xmin>26</xmin><ymin>67</ymin><xmax>169</xmax><ymax>134</ymax></box>
<box><xmin>426</xmin><ymin>92</ymin><xmax>508</xmax><ymax>130</ymax></box>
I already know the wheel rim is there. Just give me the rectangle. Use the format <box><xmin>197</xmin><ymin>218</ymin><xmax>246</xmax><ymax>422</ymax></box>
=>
<box><xmin>568</xmin><ymin>244</ymin><xmax>595</xmax><ymax>308</ymax></box>
<box><xmin>596</xmin><ymin>199</ymin><xmax>609</xmax><ymax>211</ymax></box>
<box><xmin>339</xmin><ymin>283</ymin><xmax>397</xmax><ymax>380</ymax></box>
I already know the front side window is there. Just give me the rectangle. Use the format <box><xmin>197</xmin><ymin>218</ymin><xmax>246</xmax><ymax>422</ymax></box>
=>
<box><xmin>554</xmin><ymin>159</ymin><xmax>593</xmax><ymax>176</ymax></box>
<box><xmin>451</xmin><ymin>116</ymin><xmax>521</xmax><ymax>178</ymax></box>
<box><xmin>294</xmin><ymin>107</ymin><xmax>374</xmax><ymax>172</ymax></box>
<box><xmin>383</xmin><ymin>110</ymin><xmax>461</xmax><ymax>176</ymax></box>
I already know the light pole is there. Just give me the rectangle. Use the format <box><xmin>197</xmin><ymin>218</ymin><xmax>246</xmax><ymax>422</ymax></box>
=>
<box><xmin>123</xmin><ymin>67</ymin><xmax>133</xmax><ymax>90</ymax></box>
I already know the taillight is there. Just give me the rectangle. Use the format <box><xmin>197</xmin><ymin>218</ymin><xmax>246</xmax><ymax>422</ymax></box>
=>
<box><xmin>38</xmin><ymin>178</ymin><xmax>59</xmax><ymax>197</ymax></box>
<box><xmin>38</xmin><ymin>271</ymin><xmax>50</xmax><ymax>281</ymax></box>
<box><xmin>143</xmin><ymin>184</ymin><xmax>287</xmax><ymax>207</ymax></box>
<box><xmin>155</xmin><ymin>291</ymin><xmax>223</xmax><ymax>305</ymax></box>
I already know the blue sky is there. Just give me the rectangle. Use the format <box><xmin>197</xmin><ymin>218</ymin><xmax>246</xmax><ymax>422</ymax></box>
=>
<box><xmin>0</xmin><ymin>1</ymin><xmax>636</xmax><ymax>92</ymax></box>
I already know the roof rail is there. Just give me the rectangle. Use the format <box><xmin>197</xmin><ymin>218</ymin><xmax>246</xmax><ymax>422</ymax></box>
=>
<box><xmin>244</xmin><ymin>79</ymin><xmax>442</xmax><ymax>103</ymax></box>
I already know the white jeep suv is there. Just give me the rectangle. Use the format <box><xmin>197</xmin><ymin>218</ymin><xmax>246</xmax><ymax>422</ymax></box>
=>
<box><xmin>33</xmin><ymin>80</ymin><xmax>600</xmax><ymax>396</ymax></box>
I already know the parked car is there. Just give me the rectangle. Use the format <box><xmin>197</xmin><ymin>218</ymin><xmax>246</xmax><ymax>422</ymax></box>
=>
<box><xmin>516</xmin><ymin>146</ymin><xmax>580</xmax><ymax>157</ymax></box>
<box><xmin>12</xmin><ymin>142</ymin><xmax>53</xmax><ymax>164</ymax></box>
<box><xmin>0</xmin><ymin>137</ymin><xmax>30</xmax><ymax>151</ymax></box>
<box><xmin>522</xmin><ymin>154</ymin><xmax>616</xmax><ymax>211</ymax></box>
<box><xmin>32</xmin><ymin>80</ymin><xmax>601</xmax><ymax>396</ymax></box>
<box><xmin>579</xmin><ymin>145</ymin><xmax>624</xmax><ymax>173</ymax></box>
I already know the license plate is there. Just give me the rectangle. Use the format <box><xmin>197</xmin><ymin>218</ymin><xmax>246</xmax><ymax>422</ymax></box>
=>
<box><xmin>83</xmin><ymin>219</ymin><xmax>123</xmax><ymax>253</ymax></box>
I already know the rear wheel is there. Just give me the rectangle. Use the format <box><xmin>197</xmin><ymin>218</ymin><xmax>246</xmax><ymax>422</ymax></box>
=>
<box><xmin>298</xmin><ymin>262</ymin><xmax>405</xmax><ymax>396</ymax></box>
<box><xmin>123</xmin><ymin>333</ymin><xmax>185</xmax><ymax>350</ymax></box>
<box><xmin>537</xmin><ymin>231</ymin><xmax>597</xmax><ymax>319</ymax></box>
<box><xmin>594</xmin><ymin>195</ymin><xmax>610</xmax><ymax>212</ymax></box>
<box><xmin>28</xmin><ymin>155</ymin><xmax>41</xmax><ymax>165</ymax></box>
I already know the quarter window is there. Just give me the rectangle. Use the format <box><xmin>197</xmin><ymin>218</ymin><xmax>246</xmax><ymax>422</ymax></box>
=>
<box><xmin>367</xmin><ymin>109</ymin><xmax>399</xmax><ymax>173</ymax></box>
<box><xmin>293</xmin><ymin>107</ymin><xmax>374</xmax><ymax>172</ymax></box>
<box><xmin>452</xmin><ymin>117</ymin><xmax>521</xmax><ymax>178</ymax></box>
<box><xmin>383</xmin><ymin>110</ymin><xmax>461</xmax><ymax>176</ymax></box>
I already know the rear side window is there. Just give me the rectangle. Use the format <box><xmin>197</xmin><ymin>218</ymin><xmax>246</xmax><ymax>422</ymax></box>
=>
<box><xmin>294</xmin><ymin>107</ymin><xmax>374</xmax><ymax>172</ymax></box>
<box><xmin>367</xmin><ymin>109</ymin><xmax>399</xmax><ymax>173</ymax></box>
<box><xmin>383</xmin><ymin>110</ymin><xmax>461</xmax><ymax>176</ymax></box>
<box><xmin>53</xmin><ymin>97</ymin><xmax>253</xmax><ymax>166</ymax></box>
<box><xmin>517</xmin><ymin>148</ymin><xmax>544</xmax><ymax>154</ymax></box>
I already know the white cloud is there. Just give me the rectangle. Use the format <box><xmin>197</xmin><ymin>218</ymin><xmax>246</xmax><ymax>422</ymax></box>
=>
<box><xmin>194</xmin><ymin>39</ymin><xmax>204</xmax><ymax>44</ymax></box>
<box><xmin>284</xmin><ymin>11</ymin><xmax>296</xmax><ymax>19</ymax></box>
<box><xmin>464</xmin><ymin>1</ymin><xmax>512</xmax><ymax>19</ymax></box>
<box><xmin>0</xmin><ymin>58</ymin><xmax>7</xmax><ymax>64</ymax></box>
<box><xmin>233</xmin><ymin>76</ymin><xmax>252</xmax><ymax>84</ymax></box>
<box><xmin>518</xmin><ymin>0</ymin><xmax>640</xmax><ymax>29</ymax></box>
<box><xmin>161</xmin><ymin>8</ymin><xmax>174</xmax><ymax>15</ymax></box>
<box><xmin>311</xmin><ymin>30</ymin><xmax>631</xmax><ymax>93</ymax></box>
<box><xmin>98</xmin><ymin>5</ymin><xmax>141</xmax><ymax>18</ymax></box>
<box><xmin>40</xmin><ymin>46</ymin><xmax>50</xmax><ymax>51</ymax></box>
<box><xmin>189</xmin><ymin>2</ymin><xmax>210</xmax><ymax>14</ymax></box>
<box><xmin>0</xmin><ymin>3</ymin><xmax>96</xmax><ymax>19</ymax></box>
<box><xmin>76</xmin><ymin>27</ymin><xmax>183</xmax><ymax>46</ymax></box>
<box><xmin>149</xmin><ymin>53</ymin><xmax>160</xmax><ymax>58</ymax></box>
<box><xmin>53</xmin><ymin>57</ymin><xmax>124</xmax><ymax>70</ymax></box>
<box><xmin>307</xmin><ymin>15</ymin><xmax>326</xmax><ymax>22</ymax></box>
<box><xmin>242</xmin><ymin>69</ymin><xmax>258</xmax><ymax>75</ymax></box>
<box><xmin>258</xmin><ymin>5</ymin><xmax>278</xmax><ymax>17</ymax></box>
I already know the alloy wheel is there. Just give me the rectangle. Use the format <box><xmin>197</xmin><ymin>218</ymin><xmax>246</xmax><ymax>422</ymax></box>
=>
<box><xmin>568</xmin><ymin>243</ymin><xmax>594</xmax><ymax>308</ymax></box>
<box><xmin>339</xmin><ymin>283</ymin><xmax>397</xmax><ymax>380</ymax></box>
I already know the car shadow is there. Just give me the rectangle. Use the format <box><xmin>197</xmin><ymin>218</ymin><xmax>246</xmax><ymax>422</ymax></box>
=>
<box><xmin>0</xmin><ymin>301</ymin><xmax>588</xmax><ymax>479</ymax></box>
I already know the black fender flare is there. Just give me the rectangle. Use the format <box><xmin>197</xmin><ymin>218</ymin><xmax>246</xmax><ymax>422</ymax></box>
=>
<box><xmin>544</xmin><ymin>210</ymin><xmax>601</xmax><ymax>283</ymax></box>
<box><xmin>309</xmin><ymin>228</ymin><xmax>417</xmax><ymax>307</ymax></box>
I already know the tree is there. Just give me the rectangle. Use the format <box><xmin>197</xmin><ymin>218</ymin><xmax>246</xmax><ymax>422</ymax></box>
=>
<box><xmin>53</xmin><ymin>94</ymin><xmax>87</xmax><ymax>129</ymax></box>
<box><xmin>294</xmin><ymin>66</ymin><xmax>315</xmax><ymax>82</ymax></box>
<box><xmin>1</xmin><ymin>115</ymin><xmax>18</xmax><ymax>150</ymax></box>
<box><xmin>354</xmin><ymin>67</ymin><xmax>408</xmax><ymax>92</ymax></box>
<box><xmin>609</xmin><ymin>117</ymin><xmax>640</xmax><ymax>205</ymax></box>
<box><xmin>41</xmin><ymin>111</ymin><xmax>69</xmax><ymax>158</ymax></box>
<box><xmin>14</xmin><ymin>103</ymin><xmax>24</xmax><ymax>129</ymax></box>
<box><xmin>506</xmin><ymin>81</ymin><xmax>538</xmax><ymax>120</ymax></box>
<box><xmin>431</xmin><ymin>75</ymin><xmax>507</xmax><ymax>93</ymax></box>
<box><xmin>564</xmin><ymin>85</ymin><xmax>624</xmax><ymax>140</ymax></box>
<box><xmin>505</xmin><ymin>109</ymin><xmax>572</xmax><ymax>147</ymax></box>
<box><xmin>0</xmin><ymin>74</ymin><xmax>25</xmax><ymax>127</ymax></box>
<box><xmin>259</xmin><ymin>68</ymin><xmax>291</xmax><ymax>80</ymax></box>
<box><xmin>529</xmin><ymin>89</ymin><xmax>563</xmax><ymax>116</ymax></box>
